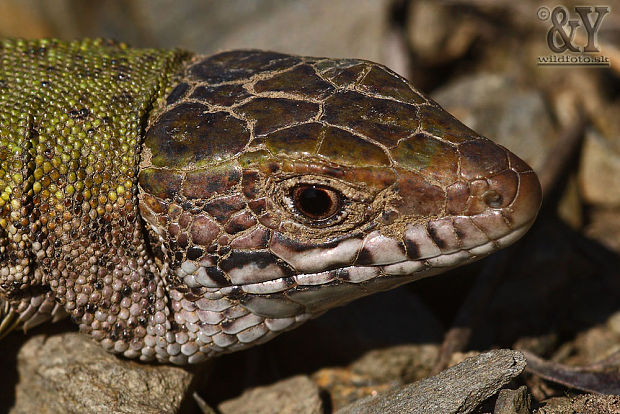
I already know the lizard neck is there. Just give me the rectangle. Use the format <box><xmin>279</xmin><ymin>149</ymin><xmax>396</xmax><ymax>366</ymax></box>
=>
<box><xmin>0</xmin><ymin>38</ymin><xmax>190</xmax><ymax>360</ymax></box>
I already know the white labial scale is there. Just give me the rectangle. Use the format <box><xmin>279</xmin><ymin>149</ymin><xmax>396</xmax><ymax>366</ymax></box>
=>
<box><xmin>293</xmin><ymin>270</ymin><xmax>336</xmax><ymax>286</ymax></box>
<box><xmin>404</xmin><ymin>224</ymin><xmax>442</xmax><ymax>259</ymax></box>
<box><xmin>241</xmin><ymin>277</ymin><xmax>291</xmax><ymax>294</ymax></box>
<box><xmin>426</xmin><ymin>250</ymin><xmax>472</xmax><ymax>268</ymax></box>
<box><xmin>452</xmin><ymin>216</ymin><xmax>489</xmax><ymax>249</ymax></box>
<box><xmin>264</xmin><ymin>317</ymin><xmax>295</xmax><ymax>331</ymax></box>
<box><xmin>228</xmin><ymin>261</ymin><xmax>287</xmax><ymax>285</ymax></box>
<box><xmin>295</xmin><ymin>313</ymin><xmax>312</xmax><ymax>323</ymax></box>
<box><xmin>343</xmin><ymin>266</ymin><xmax>380</xmax><ymax>283</ymax></box>
<box><xmin>468</xmin><ymin>240</ymin><xmax>496</xmax><ymax>257</ymax></box>
<box><xmin>427</xmin><ymin>219</ymin><xmax>460</xmax><ymax>253</ymax></box>
<box><xmin>496</xmin><ymin>223</ymin><xmax>530</xmax><ymax>248</ymax></box>
<box><xmin>382</xmin><ymin>260</ymin><xmax>425</xmax><ymax>275</ymax></box>
<box><xmin>271</xmin><ymin>237</ymin><xmax>363</xmax><ymax>273</ymax></box>
<box><xmin>471</xmin><ymin>210</ymin><xmax>511</xmax><ymax>240</ymax></box>
<box><xmin>359</xmin><ymin>231</ymin><xmax>408</xmax><ymax>265</ymax></box>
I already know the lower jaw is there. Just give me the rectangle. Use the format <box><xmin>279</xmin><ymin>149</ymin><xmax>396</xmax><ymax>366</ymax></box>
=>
<box><xmin>238</xmin><ymin>218</ymin><xmax>535</xmax><ymax>297</ymax></box>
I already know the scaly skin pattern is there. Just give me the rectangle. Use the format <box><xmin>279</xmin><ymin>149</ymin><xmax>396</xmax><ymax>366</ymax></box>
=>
<box><xmin>0</xmin><ymin>41</ymin><xmax>542</xmax><ymax>364</ymax></box>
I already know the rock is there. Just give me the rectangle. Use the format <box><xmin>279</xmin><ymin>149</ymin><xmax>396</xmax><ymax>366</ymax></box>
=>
<box><xmin>537</xmin><ymin>394</ymin><xmax>620</xmax><ymax>414</ymax></box>
<box><xmin>10</xmin><ymin>332</ymin><xmax>194</xmax><ymax>414</ymax></box>
<box><xmin>579</xmin><ymin>126</ymin><xmax>620</xmax><ymax>207</ymax></box>
<box><xmin>494</xmin><ymin>386</ymin><xmax>531</xmax><ymax>414</ymax></box>
<box><xmin>312</xmin><ymin>344</ymin><xmax>439</xmax><ymax>411</ymax></box>
<box><xmin>313</xmin><ymin>367</ymin><xmax>393</xmax><ymax>411</ymax></box>
<box><xmin>350</xmin><ymin>344</ymin><xmax>439</xmax><ymax>384</ymax></box>
<box><xmin>218</xmin><ymin>375</ymin><xmax>323</xmax><ymax>414</ymax></box>
<box><xmin>406</xmin><ymin>0</ymin><xmax>477</xmax><ymax>65</ymax></box>
<box><xmin>335</xmin><ymin>349</ymin><xmax>526</xmax><ymax>414</ymax></box>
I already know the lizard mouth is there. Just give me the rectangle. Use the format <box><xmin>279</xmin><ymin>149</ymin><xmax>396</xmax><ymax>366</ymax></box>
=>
<box><xmin>230</xmin><ymin>218</ymin><xmax>536</xmax><ymax>321</ymax></box>
<box><xmin>238</xmin><ymin>217</ymin><xmax>535</xmax><ymax>296</ymax></box>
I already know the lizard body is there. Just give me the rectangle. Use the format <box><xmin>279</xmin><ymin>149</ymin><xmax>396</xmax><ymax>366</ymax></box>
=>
<box><xmin>0</xmin><ymin>39</ymin><xmax>541</xmax><ymax>364</ymax></box>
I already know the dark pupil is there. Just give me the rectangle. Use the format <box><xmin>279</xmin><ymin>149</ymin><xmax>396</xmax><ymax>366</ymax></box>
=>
<box><xmin>298</xmin><ymin>186</ymin><xmax>332</xmax><ymax>218</ymax></box>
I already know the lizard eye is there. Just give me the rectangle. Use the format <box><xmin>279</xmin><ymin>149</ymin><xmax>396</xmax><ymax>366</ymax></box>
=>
<box><xmin>291</xmin><ymin>184</ymin><xmax>342</xmax><ymax>221</ymax></box>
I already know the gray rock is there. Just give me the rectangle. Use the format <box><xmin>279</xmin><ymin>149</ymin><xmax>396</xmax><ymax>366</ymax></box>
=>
<box><xmin>218</xmin><ymin>375</ymin><xmax>323</xmax><ymax>414</ymax></box>
<box><xmin>579</xmin><ymin>125</ymin><xmax>620</xmax><ymax>207</ymax></box>
<box><xmin>10</xmin><ymin>332</ymin><xmax>194</xmax><ymax>414</ymax></box>
<box><xmin>350</xmin><ymin>344</ymin><xmax>439</xmax><ymax>384</ymax></box>
<box><xmin>494</xmin><ymin>386</ymin><xmax>531</xmax><ymax>414</ymax></box>
<box><xmin>336</xmin><ymin>349</ymin><xmax>526</xmax><ymax>414</ymax></box>
<box><xmin>537</xmin><ymin>394</ymin><xmax>620</xmax><ymax>414</ymax></box>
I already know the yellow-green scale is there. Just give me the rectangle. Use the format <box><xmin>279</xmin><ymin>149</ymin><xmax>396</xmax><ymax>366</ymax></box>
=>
<box><xmin>0</xmin><ymin>38</ymin><xmax>188</xmax><ymax>331</ymax></box>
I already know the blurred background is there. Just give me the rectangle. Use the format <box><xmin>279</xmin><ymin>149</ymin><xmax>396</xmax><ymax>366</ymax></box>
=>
<box><xmin>1</xmin><ymin>1</ymin><xmax>620</xmax><ymax>412</ymax></box>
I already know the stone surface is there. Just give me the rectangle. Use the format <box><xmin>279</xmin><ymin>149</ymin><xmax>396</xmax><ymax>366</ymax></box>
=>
<box><xmin>494</xmin><ymin>386</ymin><xmax>531</xmax><ymax>414</ymax></box>
<box><xmin>579</xmin><ymin>126</ymin><xmax>620</xmax><ymax>207</ymax></box>
<box><xmin>218</xmin><ymin>375</ymin><xmax>323</xmax><ymax>414</ymax></box>
<box><xmin>350</xmin><ymin>344</ymin><xmax>439</xmax><ymax>384</ymax></box>
<box><xmin>335</xmin><ymin>349</ymin><xmax>526</xmax><ymax>414</ymax></box>
<box><xmin>536</xmin><ymin>395</ymin><xmax>620</xmax><ymax>414</ymax></box>
<box><xmin>10</xmin><ymin>332</ymin><xmax>194</xmax><ymax>414</ymax></box>
<box><xmin>312</xmin><ymin>344</ymin><xmax>439</xmax><ymax>411</ymax></box>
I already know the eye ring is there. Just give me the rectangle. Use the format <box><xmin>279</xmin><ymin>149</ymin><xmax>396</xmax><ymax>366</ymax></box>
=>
<box><xmin>291</xmin><ymin>184</ymin><xmax>343</xmax><ymax>221</ymax></box>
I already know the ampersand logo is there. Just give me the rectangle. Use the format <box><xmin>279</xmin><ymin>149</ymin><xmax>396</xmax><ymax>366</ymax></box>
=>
<box><xmin>546</xmin><ymin>6</ymin><xmax>580</xmax><ymax>52</ymax></box>
<box><xmin>539</xmin><ymin>5</ymin><xmax>610</xmax><ymax>53</ymax></box>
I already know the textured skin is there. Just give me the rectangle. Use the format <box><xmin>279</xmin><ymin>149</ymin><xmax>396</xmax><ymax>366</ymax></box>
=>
<box><xmin>0</xmin><ymin>41</ymin><xmax>542</xmax><ymax>364</ymax></box>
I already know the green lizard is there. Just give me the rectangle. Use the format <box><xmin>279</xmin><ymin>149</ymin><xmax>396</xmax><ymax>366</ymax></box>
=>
<box><xmin>0</xmin><ymin>38</ymin><xmax>541</xmax><ymax>364</ymax></box>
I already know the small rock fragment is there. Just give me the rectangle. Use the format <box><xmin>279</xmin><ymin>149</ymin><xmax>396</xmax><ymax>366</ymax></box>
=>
<box><xmin>218</xmin><ymin>375</ymin><xmax>323</xmax><ymax>414</ymax></box>
<box><xmin>494</xmin><ymin>386</ymin><xmax>531</xmax><ymax>414</ymax></box>
<box><xmin>335</xmin><ymin>349</ymin><xmax>526</xmax><ymax>414</ymax></box>
<box><xmin>11</xmin><ymin>332</ymin><xmax>194</xmax><ymax>414</ymax></box>
<box><xmin>536</xmin><ymin>394</ymin><xmax>620</xmax><ymax>414</ymax></box>
<box><xmin>350</xmin><ymin>344</ymin><xmax>439</xmax><ymax>383</ymax></box>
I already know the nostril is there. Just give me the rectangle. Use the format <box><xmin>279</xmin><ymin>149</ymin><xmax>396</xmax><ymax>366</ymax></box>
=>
<box><xmin>482</xmin><ymin>190</ymin><xmax>502</xmax><ymax>208</ymax></box>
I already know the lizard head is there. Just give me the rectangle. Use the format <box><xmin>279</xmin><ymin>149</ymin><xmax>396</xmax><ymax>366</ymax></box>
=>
<box><xmin>138</xmin><ymin>51</ymin><xmax>541</xmax><ymax>358</ymax></box>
